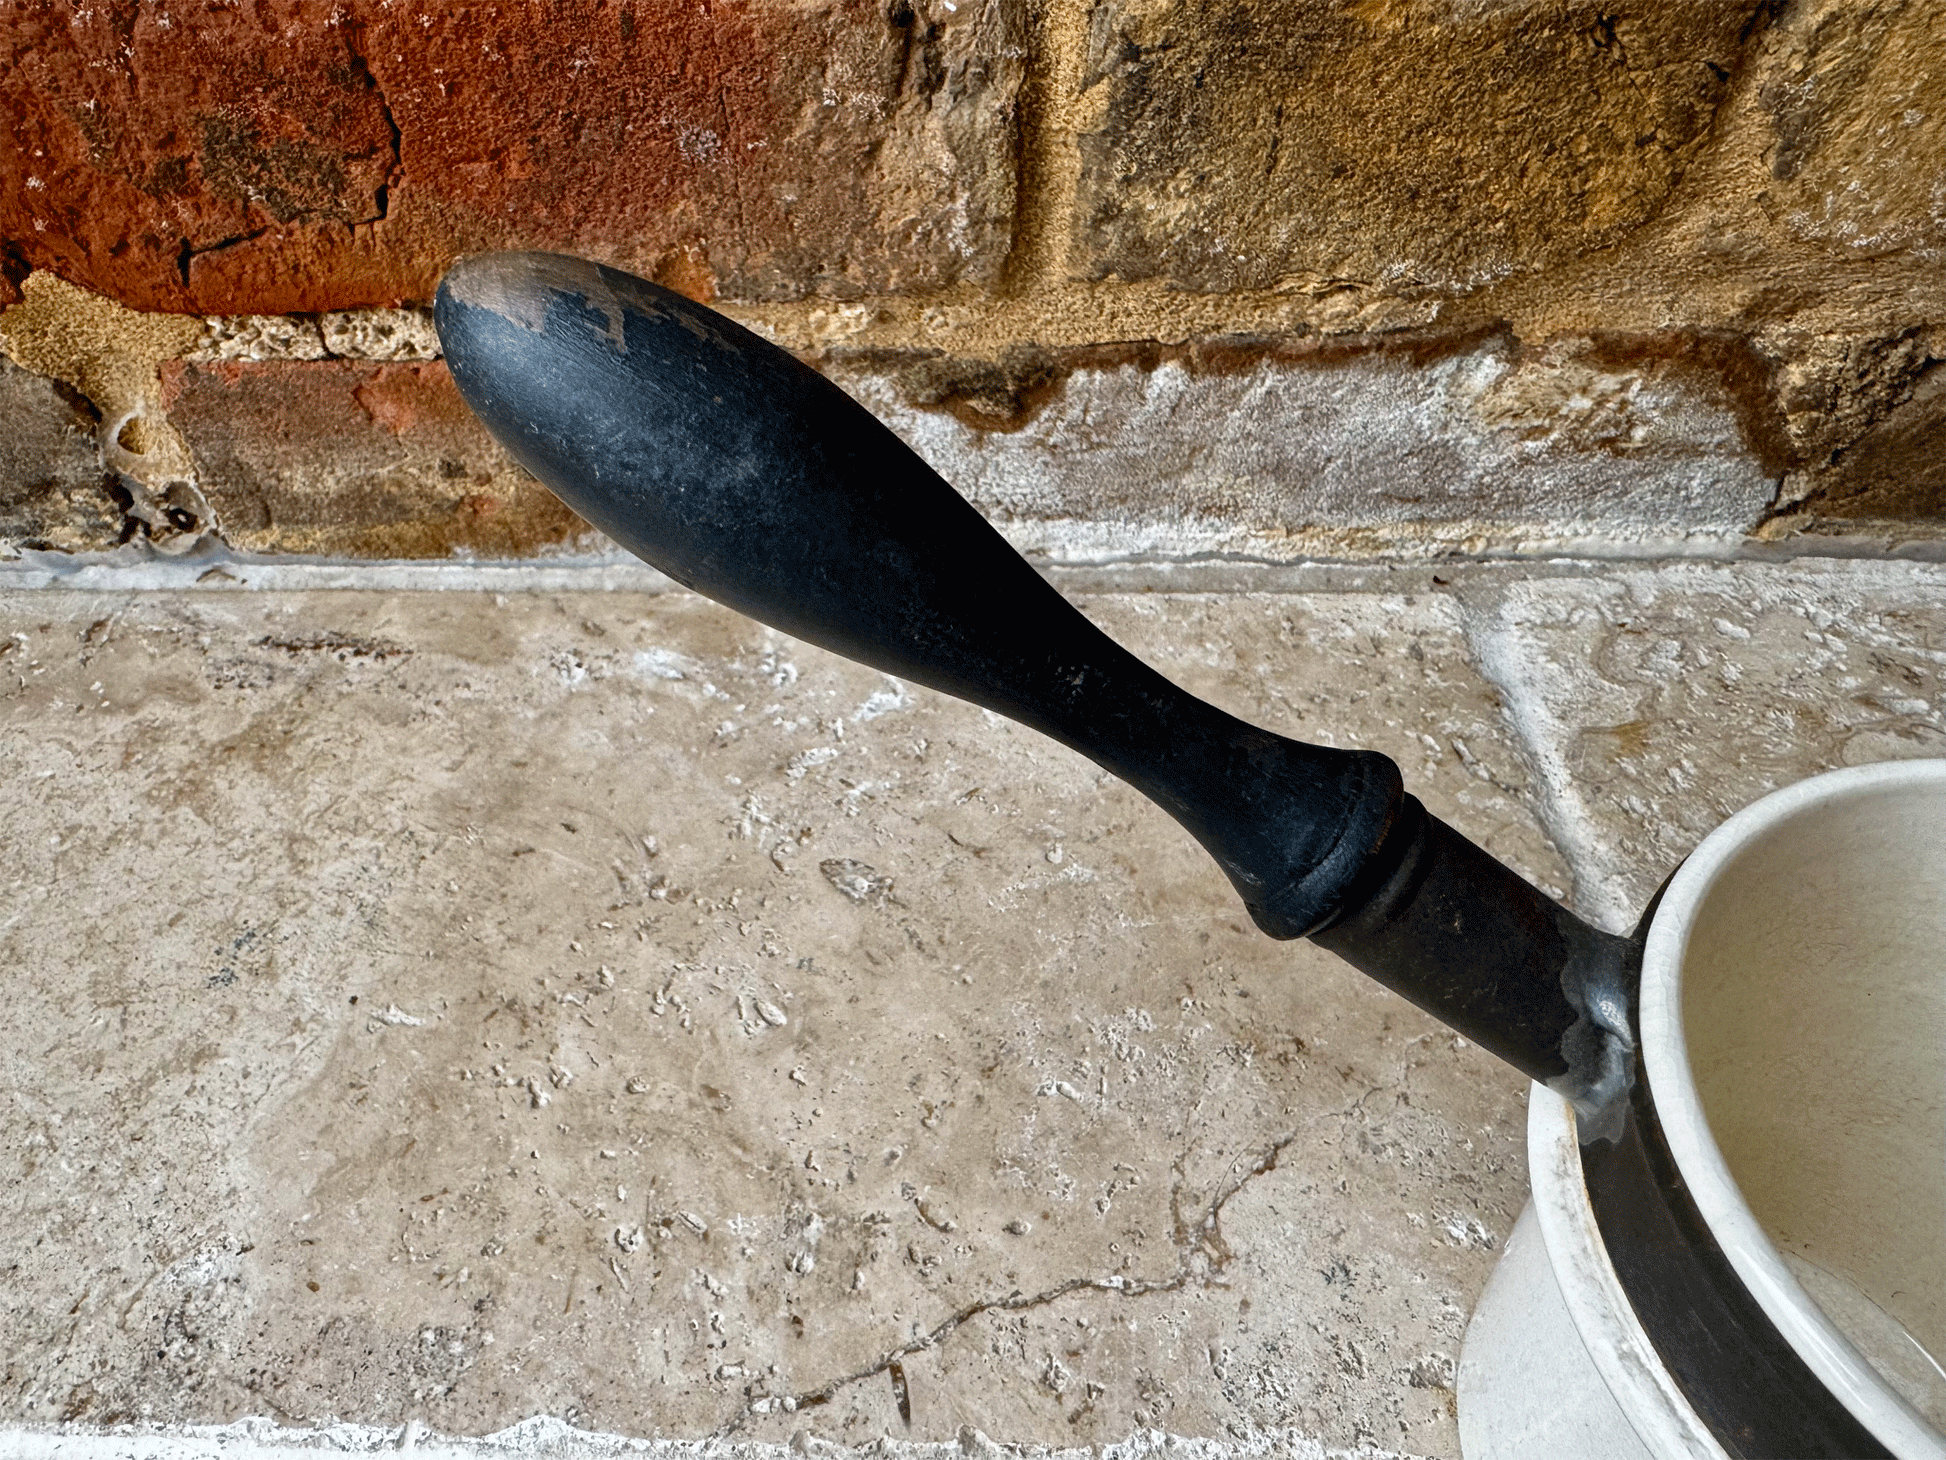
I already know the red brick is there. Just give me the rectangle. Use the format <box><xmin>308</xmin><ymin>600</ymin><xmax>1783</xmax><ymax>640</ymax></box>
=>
<box><xmin>160</xmin><ymin>358</ymin><xmax>589</xmax><ymax>557</ymax></box>
<box><xmin>4</xmin><ymin>0</ymin><xmax>1023</xmax><ymax>314</ymax></box>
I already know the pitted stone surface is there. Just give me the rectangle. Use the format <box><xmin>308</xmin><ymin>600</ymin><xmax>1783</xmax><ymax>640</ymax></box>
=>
<box><xmin>5</xmin><ymin>559</ymin><xmax>1943</xmax><ymax>1457</ymax></box>
<box><xmin>1757</xmin><ymin>3</ymin><xmax>1946</xmax><ymax>264</ymax></box>
<box><xmin>1457</xmin><ymin>559</ymin><xmax>1946</xmax><ymax>926</ymax></box>
<box><xmin>0</xmin><ymin>586</ymin><xmax>1551</xmax><ymax>1455</ymax></box>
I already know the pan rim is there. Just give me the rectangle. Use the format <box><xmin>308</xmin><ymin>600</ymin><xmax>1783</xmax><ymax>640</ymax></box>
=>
<box><xmin>1639</xmin><ymin>757</ymin><xmax>1946</xmax><ymax>1460</ymax></box>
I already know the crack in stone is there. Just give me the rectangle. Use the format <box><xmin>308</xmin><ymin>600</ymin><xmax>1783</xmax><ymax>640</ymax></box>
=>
<box><xmin>1752</xmin><ymin>471</ymin><xmax>1800</xmax><ymax>529</ymax></box>
<box><xmin>995</xmin><ymin>0</ymin><xmax>1073</xmax><ymax>298</ymax></box>
<box><xmin>169</xmin><ymin>22</ymin><xmax>400</xmax><ymax>293</ymax></box>
<box><xmin>176</xmin><ymin>228</ymin><xmax>274</xmax><ymax>290</ymax></box>
<box><xmin>720</xmin><ymin>1127</ymin><xmax>1301</xmax><ymax>1434</ymax></box>
<box><xmin>341</xmin><ymin>24</ymin><xmax>404</xmax><ymax>226</ymax></box>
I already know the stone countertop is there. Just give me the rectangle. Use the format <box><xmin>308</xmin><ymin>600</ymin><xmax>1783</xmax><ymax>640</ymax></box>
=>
<box><xmin>2</xmin><ymin>557</ymin><xmax>1942</xmax><ymax>1460</ymax></box>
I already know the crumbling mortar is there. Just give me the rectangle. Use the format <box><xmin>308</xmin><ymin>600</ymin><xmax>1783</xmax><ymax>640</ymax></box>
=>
<box><xmin>190</xmin><ymin>306</ymin><xmax>439</xmax><ymax>363</ymax></box>
<box><xmin>22</xmin><ymin>262</ymin><xmax>1920</xmax><ymax>447</ymax></box>
<box><xmin>59</xmin><ymin>278</ymin><xmax>1814</xmax><ymax>472</ymax></box>
<box><xmin>8</xmin><ymin>261</ymin><xmax>1938</xmax><ymax>555</ymax></box>
<box><xmin>822</xmin><ymin>323</ymin><xmax>1511</xmax><ymax>433</ymax></box>
<box><xmin>0</xmin><ymin>272</ymin><xmax>212</xmax><ymax>550</ymax></box>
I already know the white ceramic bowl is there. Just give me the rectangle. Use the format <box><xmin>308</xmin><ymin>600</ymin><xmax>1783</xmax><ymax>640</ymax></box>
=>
<box><xmin>1640</xmin><ymin>760</ymin><xmax>1946</xmax><ymax>1458</ymax></box>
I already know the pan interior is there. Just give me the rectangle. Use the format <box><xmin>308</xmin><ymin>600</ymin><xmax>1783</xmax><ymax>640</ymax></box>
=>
<box><xmin>1677</xmin><ymin>765</ymin><xmax>1946</xmax><ymax>1436</ymax></box>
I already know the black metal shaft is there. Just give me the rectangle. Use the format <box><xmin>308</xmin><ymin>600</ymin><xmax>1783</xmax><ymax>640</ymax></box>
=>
<box><xmin>434</xmin><ymin>251</ymin><xmax>1621</xmax><ymax>1093</ymax></box>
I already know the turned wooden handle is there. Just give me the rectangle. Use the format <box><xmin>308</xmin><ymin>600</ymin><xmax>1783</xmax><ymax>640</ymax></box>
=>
<box><xmin>433</xmin><ymin>251</ymin><xmax>1400</xmax><ymax>940</ymax></box>
<box><xmin>435</xmin><ymin>251</ymin><xmax>1624</xmax><ymax>1098</ymax></box>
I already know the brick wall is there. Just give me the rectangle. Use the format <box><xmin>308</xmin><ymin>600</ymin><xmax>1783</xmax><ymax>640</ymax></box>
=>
<box><xmin>3</xmin><ymin>0</ymin><xmax>1943</xmax><ymax>561</ymax></box>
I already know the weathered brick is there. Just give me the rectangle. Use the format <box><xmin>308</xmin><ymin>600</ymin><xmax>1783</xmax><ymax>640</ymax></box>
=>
<box><xmin>1759</xmin><ymin>2</ymin><xmax>1946</xmax><ymax>262</ymax></box>
<box><xmin>4</xmin><ymin>0</ymin><xmax>1023</xmax><ymax>314</ymax></box>
<box><xmin>834</xmin><ymin>331</ymin><xmax>1782</xmax><ymax>557</ymax></box>
<box><xmin>0</xmin><ymin>357</ymin><xmax>123</xmax><ymax>553</ymax></box>
<box><xmin>160</xmin><ymin>359</ymin><xmax>589</xmax><ymax>557</ymax></box>
<box><xmin>1793</xmin><ymin>365</ymin><xmax>1946</xmax><ymax>524</ymax></box>
<box><xmin>1070</xmin><ymin>1</ymin><xmax>1757</xmax><ymax>293</ymax></box>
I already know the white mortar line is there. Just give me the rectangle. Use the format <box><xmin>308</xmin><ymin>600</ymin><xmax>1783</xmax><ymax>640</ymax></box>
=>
<box><xmin>1454</xmin><ymin>582</ymin><xmax>1641</xmax><ymax>934</ymax></box>
<box><xmin>0</xmin><ymin>1417</ymin><xmax>1435</xmax><ymax>1460</ymax></box>
<box><xmin>1462</xmin><ymin>553</ymin><xmax>1946</xmax><ymax>930</ymax></box>
<box><xmin>1</xmin><ymin>534</ymin><xmax>1943</xmax><ymax>596</ymax></box>
<box><xmin>0</xmin><ymin>551</ymin><xmax>677</xmax><ymax>594</ymax></box>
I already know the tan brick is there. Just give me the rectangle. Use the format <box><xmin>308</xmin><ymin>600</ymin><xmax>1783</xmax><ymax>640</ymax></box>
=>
<box><xmin>4</xmin><ymin>0</ymin><xmax>1023</xmax><ymax>314</ymax></box>
<box><xmin>160</xmin><ymin>359</ymin><xmax>591</xmax><ymax>557</ymax></box>
<box><xmin>1758</xmin><ymin>2</ymin><xmax>1946</xmax><ymax>263</ymax></box>
<box><xmin>1069</xmin><ymin>1</ymin><xmax>1756</xmax><ymax>293</ymax></box>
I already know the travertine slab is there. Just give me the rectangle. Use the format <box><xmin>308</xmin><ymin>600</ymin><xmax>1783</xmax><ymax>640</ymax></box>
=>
<box><xmin>12</xmin><ymin>559</ymin><xmax>1941</xmax><ymax>1459</ymax></box>
<box><xmin>0</xmin><ymin>585</ymin><xmax>1551</xmax><ymax>1457</ymax></box>
<box><xmin>1459</xmin><ymin>559</ymin><xmax>1946</xmax><ymax>925</ymax></box>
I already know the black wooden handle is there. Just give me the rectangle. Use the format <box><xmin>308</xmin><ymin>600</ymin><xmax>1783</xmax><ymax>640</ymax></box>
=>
<box><xmin>435</xmin><ymin>252</ymin><xmax>1633</xmax><ymax>1105</ymax></box>
<box><xmin>434</xmin><ymin>251</ymin><xmax>1399</xmax><ymax>939</ymax></box>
